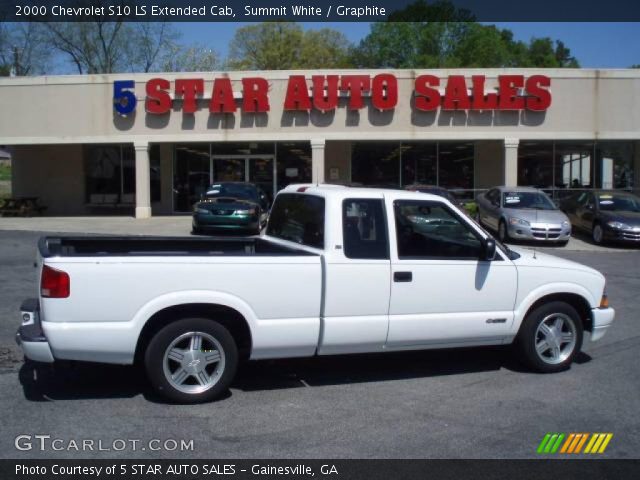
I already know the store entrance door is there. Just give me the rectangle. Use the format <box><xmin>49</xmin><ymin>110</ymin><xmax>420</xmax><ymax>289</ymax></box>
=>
<box><xmin>212</xmin><ymin>156</ymin><xmax>276</xmax><ymax>203</ymax></box>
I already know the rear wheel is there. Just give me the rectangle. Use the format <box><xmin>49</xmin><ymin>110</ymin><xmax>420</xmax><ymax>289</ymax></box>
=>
<box><xmin>516</xmin><ymin>301</ymin><xmax>583</xmax><ymax>373</ymax></box>
<box><xmin>145</xmin><ymin>318</ymin><xmax>238</xmax><ymax>403</ymax></box>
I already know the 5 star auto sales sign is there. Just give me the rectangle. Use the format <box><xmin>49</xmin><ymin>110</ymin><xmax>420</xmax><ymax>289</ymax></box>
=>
<box><xmin>113</xmin><ymin>73</ymin><xmax>551</xmax><ymax>117</ymax></box>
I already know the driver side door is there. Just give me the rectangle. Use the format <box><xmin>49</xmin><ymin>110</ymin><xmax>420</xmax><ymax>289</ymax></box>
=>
<box><xmin>386</xmin><ymin>198</ymin><xmax>518</xmax><ymax>348</ymax></box>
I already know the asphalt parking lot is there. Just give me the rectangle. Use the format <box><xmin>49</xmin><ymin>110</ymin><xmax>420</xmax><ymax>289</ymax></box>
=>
<box><xmin>0</xmin><ymin>229</ymin><xmax>638</xmax><ymax>459</ymax></box>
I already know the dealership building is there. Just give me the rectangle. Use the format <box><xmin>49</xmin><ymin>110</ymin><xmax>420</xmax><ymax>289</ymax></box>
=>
<box><xmin>0</xmin><ymin>68</ymin><xmax>639</xmax><ymax>217</ymax></box>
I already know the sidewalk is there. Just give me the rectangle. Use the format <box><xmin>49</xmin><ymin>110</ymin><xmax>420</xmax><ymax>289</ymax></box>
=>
<box><xmin>0</xmin><ymin>216</ymin><xmax>638</xmax><ymax>252</ymax></box>
<box><xmin>0</xmin><ymin>216</ymin><xmax>192</xmax><ymax>236</ymax></box>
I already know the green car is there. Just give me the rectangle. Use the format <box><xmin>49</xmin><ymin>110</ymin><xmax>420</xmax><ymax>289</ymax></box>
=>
<box><xmin>192</xmin><ymin>182</ymin><xmax>270</xmax><ymax>235</ymax></box>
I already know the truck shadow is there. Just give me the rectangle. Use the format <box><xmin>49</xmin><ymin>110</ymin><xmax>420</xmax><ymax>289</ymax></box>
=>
<box><xmin>18</xmin><ymin>348</ymin><xmax>592</xmax><ymax>403</ymax></box>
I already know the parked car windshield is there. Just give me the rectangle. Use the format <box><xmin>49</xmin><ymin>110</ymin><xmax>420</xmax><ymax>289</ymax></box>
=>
<box><xmin>597</xmin><ymin>194</ymin><xmax>640</xmax><ymax>212</ymax></box>
<box><xmin>502</xmin><ymin>191</ymin><xmax>556</xmax><ymax>210</ymax></box>
<box><xmin>203</xmin><ymin>183</ymin><xmax>258</xmax><ymax>202</ymax></box>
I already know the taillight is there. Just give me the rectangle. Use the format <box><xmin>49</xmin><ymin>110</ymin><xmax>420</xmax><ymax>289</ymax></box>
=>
<box><xmin>41</xmin><ymin>265</ymin><xmax>70</xmax><ymax>298</ymax></box>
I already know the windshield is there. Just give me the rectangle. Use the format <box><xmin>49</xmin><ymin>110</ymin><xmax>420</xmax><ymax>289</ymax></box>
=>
<box><xmin>502</xmin><ymin>191</ymin><xmax>556</xmax><ymax>210</ymax></box>
<box><xmin>597</xmin><ymin>194</ymin><xmax>640</xmax><ymax>212</ymax></box>
<box><xmin>203</xmin><ymin>184</ymin><xmax>258</xmax><ymax>202</ymax></box>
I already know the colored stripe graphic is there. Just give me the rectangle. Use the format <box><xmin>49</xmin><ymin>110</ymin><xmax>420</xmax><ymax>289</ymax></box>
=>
<box><xmin>539</xmin><ymin>433</ymin><xmax>613</xmax><ymax>454</ymax></box>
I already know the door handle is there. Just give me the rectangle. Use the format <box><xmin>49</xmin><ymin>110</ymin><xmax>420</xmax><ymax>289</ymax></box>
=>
<box><xmin>394</xmin><ymin>271</ymin><xmax>412</xmax><ymax>282</ymax></box>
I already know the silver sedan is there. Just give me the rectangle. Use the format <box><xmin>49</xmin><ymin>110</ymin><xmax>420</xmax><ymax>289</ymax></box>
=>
<box><xmin>476</xmin><ymin>186</ymin><xmax>571</xmax><ymax>245</ymax></box>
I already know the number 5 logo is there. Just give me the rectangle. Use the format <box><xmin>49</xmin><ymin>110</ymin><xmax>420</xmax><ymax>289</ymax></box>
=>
<box><xmin>113</xmin><ymin>80</ymin><xmax>137</xmax><ymax>115</ymax></box>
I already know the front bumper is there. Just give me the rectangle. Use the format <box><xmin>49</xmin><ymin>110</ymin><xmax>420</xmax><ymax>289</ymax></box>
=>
<box><xmin>507</xmin><ymin>222</ymin><xmax>571</xmax><ymax>242</ymax></box>
<box><xmin>590</xmin><ymin>306</ymin><xmax>615</xmax><ymax>342</ymax></box>
<box><xmin>15</xmin><ymin>298</ymin><xmax>54</xmax><ymax>363</ymax></box>
<box><xmin>192</xmin><ymin>213</ymin><xmax>260</xmax><ymax>231</ymax></box>
<box><xmin>603</xmin><ymin>227</ymin><xmax>640</xmax><ymax>243</ymax></box>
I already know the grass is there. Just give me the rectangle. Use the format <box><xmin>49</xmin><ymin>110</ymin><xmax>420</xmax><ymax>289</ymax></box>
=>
<box><xmin>0</xmin><ymin>163</ymin><xmax>10</xmax><ymax>181</ymax></box>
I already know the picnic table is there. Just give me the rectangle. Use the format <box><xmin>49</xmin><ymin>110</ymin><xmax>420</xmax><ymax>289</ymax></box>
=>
<box><xmin>0</xmin><ymin>197</ymin><xmax>47</xmax><ymax>217</ymax></box>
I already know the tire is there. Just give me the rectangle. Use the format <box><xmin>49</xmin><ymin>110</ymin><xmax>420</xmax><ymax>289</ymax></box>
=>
<box><xmin>191</xmin><ymin>226</ymin><xmax>202</xmax><ymax>235</ymax></box>
<box><xmin>516</xmin><ymin>301</ymin><xmax>583</xmax><ymax>373</ymax></box>
<box><xmin>145</xmin><ymin>318</ymin><xmax>238</xmax><ymax>403</ymax></box>
<box><xmin>592</xmin><ymin>223</ymin><xmax>604</xmax><ymax>245</ymax></box>
<box><xmin>498</xmin><ymin>219</ymin><xmax>509</xmax><ymax>243</ymax></box>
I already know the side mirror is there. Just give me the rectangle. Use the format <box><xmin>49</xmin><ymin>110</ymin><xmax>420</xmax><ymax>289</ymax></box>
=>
<box><xmin>482</xmin><ymin>237</ymin><xmax>496</xmax><ymax>261</ymax></box>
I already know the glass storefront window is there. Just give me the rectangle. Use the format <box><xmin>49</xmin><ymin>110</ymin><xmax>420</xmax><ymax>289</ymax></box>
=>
<box><xmin>351</xmin><ymin>142</ymin><xmax>401</xmax><ymax>187</ymax></box>
<box><xmin>438</xmin><ymin>142</ymin><xmax>474</xmax><ymax>190</ymax></box>
<box><xmin>173</xmin><ymin>144</ymin><xmax>210</xmax><ymax>212</ymax></box>
<box><xmin>596</xmin><ymin>141</ymin><xmax>635</xmax><ymax>190</ymax></box>
<box><xmin>212</xmin><ymin>142</ymin><xmax>275</xmax><ymax>156</ymax></box>
<box><xmin>277</xmin><ymin>142</ymin><xmax>312</xmax><ymax>192</ymax></box>
<box><xmin>149</xmin><ymin>144</ymin><xmax>161</xmax><ymax>203</ymax></box>
<box><xmin>555</xmin><ymin>141</ymin><xmax>594</xmax><ymax>189</ymax></box>
<box><xmin>85</xmin><ymin>144</ymin><xmax>138</xmax><ymax>205</ymax></box>
<box><xmin>518</xmin><ymin>142</ymin><xmax>554</xmax><ymax>189</ymax></box>
<box><xmin>401</xmin><ymin>142</ymin><xmax>437</xmax><ymax>187</ymax></box>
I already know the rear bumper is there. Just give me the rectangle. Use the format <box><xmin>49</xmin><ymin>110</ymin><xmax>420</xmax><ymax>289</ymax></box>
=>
<box><xmin>590</xmin><ymin>306</ymin><xmax>615</xmax><ymax>342</ymax></box>
<box><xmin>16</xmin><ymin>298</ymin><xmax>54</xmax><ymax>363</ymax></box>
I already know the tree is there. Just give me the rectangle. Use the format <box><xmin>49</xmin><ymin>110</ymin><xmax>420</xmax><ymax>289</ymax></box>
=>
<box><xmin>351</xmin><ymin>0</ymin><xmax>580</xmax><ymax>69</ymax></box>
<box><xmin>227</xmin><ymin>22</ymin><xmax>353</xmax><ymax>70</ymax></box>
<box><xmin>160</xmin><ymin>44</ymin><xmax>219</xmax><ymax>72</ymax></box>
<box><xmin>0</xmin><ymin>22</ymin><xmax>51</xmax><ymax>76</ymax></box>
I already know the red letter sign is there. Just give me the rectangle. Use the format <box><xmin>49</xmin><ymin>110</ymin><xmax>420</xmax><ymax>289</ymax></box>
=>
<box><xmin>371</xmin><ymin>74</ymin><xmax>398</xmax><ymax>110</ymax></box>
<box><xmin>340</xmin><ymin>75</ymin><xmax>371</xmax><ymax>109</ymax></box>
<box><xmin>209</xmin><ymin>78</ymin><xmax>237</xmax><ymax>113</ymax></box>
<box><xmin>312</xmin><ymin>75</ymin><xmax>339</xmax><ymax>111</ymax></box>
<box><xmin>284</xmin><ymin>76</ymin><xmax>312</xmax><ymax>110</ymax></box>
<box><xmin>145</xmin><ymin>78</ymin><xmax>171</xmax><ymax>114</ymax></box>
<box><xmin>414</xmin><ymin>75</ymin><xmax>440</xmax><ymax>111</ymax></box>
<box><xmin>498</xmin><ymin>75</ymin><xmax>525</xmax><ymax>110</ymax></box>
<box><xmin>471</xmin><ymin>75</ymin><xmax>498</xmax><ymax>110</ymax></box>
<box><xmin>242</xmin><ymin>77</ymin><xmax>270</xmax><ymax>112</ymax></box>
<box><xmin>443</xmin><ymin>75</ymin><xmax>471</xmax><ymax>110</ymax></box>
<box><xmin>525</xmin><ymin>75</ymin><xmax>551</xmax><ymax>111</ymax></box>
<box><xmin>175</xmin><ymin>79</ymin><xmax>204</xmax><ymax>114</ymax></box>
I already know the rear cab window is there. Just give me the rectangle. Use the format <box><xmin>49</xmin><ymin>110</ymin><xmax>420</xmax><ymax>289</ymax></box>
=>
<box><xmin>266</xmin><ymin>193</ymin><xmax>325</xmax><ymax>249</ymax></box>
<box><xmin>342</xmin><ymin>199</ymin><xmax>389</xmax><ymax>259</ymax></box>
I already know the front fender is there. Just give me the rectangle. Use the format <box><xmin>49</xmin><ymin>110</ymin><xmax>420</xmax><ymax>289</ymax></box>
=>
<box><xmin>511</xmin><ymin>282</ymin><xmax>597</xmax><ymax>335</ymax></box>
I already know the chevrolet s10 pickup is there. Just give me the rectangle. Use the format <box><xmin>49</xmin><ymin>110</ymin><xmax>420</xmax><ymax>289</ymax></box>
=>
<box><xmin>16</xmin><ymin>185</ymin><xmax>615</xmax><ymax>403</ymax></box>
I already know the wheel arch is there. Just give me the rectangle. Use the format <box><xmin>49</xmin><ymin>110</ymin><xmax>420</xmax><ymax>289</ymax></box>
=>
<box><xmin>135</xmin><ymin>303</ymin><xmax>253</xmax><ymax>364</ymax></box>
<box><xmin>515</xmin><ymin>292</ymin><xmax>593</xmax><ymax>338</ymax></box>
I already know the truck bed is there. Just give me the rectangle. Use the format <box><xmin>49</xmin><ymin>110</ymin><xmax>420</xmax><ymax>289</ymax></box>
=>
<box><xmin>38</xmin><ymin>236</ymin><xmax>315</xmax><ymax>258</ymax></box>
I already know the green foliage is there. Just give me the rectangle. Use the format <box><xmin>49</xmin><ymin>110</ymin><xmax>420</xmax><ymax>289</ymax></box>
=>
<box><xmin>350</xmin><ymin>1</ymin><xmax>580</xmax><ymax>69</ymax></box>
<box><xmin>0</xmin><ymin>163</ymin><xmax>11</xmax><ymax>181</ymax></box>
<box><xmin>227</xmin><ymin>22</ymin><xmax>352</xmax><ymax>70</ymax></box>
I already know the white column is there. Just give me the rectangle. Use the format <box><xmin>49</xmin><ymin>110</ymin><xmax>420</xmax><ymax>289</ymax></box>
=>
<box><xmin>134</xmin><ymin>141</ymin><xmax>152</xmax><ymax>219</ymax></box>
<box><xmin>311</xmin><ymin>138</ymin><xmax>326</xmax><ymax>184</ymax></box>
<box><xmin>504</xmin><ymin>138</ymin><xmax>519</xmax><ymax>187</ymax></box>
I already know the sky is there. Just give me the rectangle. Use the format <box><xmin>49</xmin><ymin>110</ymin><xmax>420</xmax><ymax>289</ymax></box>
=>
<box><xmin>177</xmin><ymin>22</ymin><xmax>640</xmax><ymax>68</ymax></box>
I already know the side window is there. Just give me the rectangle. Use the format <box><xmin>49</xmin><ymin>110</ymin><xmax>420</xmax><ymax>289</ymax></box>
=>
<box><xmin>266</xmin><ymin>193</ymin><xmax>325</xmax><ymax>249</ymax></box>
<box><xmin>486</xmin><ymin>189</ymin><xmax>498</xmax><ymax>206</ymax></box>
<box><xmin>394</xmin><ymin>200</ymin><xmax>482</xmax><ymax>259</ymax></box>
<box><xmin>342</xmin><ymin>199</ymin><xmax>389</xmax><ymax>260</ymax></box>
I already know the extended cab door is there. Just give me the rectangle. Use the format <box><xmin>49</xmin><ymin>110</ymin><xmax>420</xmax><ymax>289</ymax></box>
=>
<box><xmin>318</xmin><ymin>197</ymin><xmax>391</xmax><ymax>355</ymax></box>
<box><xmin>386</xmin><ymin>198</ymin><xmax>518</xmax><ymax>348</ymax></box>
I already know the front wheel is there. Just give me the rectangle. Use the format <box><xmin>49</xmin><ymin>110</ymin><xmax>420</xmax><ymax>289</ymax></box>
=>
<box><xmin>592</xmin><ymin>223</ymin><xmax>604</xmax><ymax>245</ymax></box>
<box><xmin>145</xmin><ymin>318</ymin><xmax>238</xmax><ymax>403</ymax></box>
<box><xmin>498</xmin><ymin>219</ymin><xmax>509</xmax><ymax>243</ymax></box>
<box><xmin>516</xmin><ymin>301</ymin><xmax>583</xmax><ymax>373</ymax></box>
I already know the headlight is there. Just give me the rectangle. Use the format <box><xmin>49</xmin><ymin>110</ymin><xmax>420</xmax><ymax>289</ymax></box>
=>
<box><xmin>607</xmin><ymin>221</ymin><xmax>630</xmax><ymax>229</ymax></box>
<box><xmin>509</xmin><ymin>217</ymin><xmax>530</xmax><ymax>226</ymax></box>
<box><xmin>235</xmin><ymin>208</ymin><xmax>257</xmax><ymax>215</ymax></box>
<box><xmin>195</xmin><ymin>208</ymin><xmax>209</xmax><ymax>215</ymax></box>
<box><xmin>562</xmin><ymin>221</ymin><xmax>570</xmax><ymax>228</ymax></box>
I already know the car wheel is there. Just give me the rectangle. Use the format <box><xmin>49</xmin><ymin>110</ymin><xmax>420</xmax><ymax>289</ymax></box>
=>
<box><xmin>498</xmin><ymin>219</ymin><xmax>509</xmax><ymax>242</ymax></box>
<box><xmin>145</xmin><ymin>318</ymin><xmax>238</xmax><ymax>403</ymax></box>
<box><xmin>191</xmin><ymin>225</ymin><xmax>202</xmax><ymax>235</ymax></box>
<box><xmin>516</xmin><ymin>301</ymin><xmax>583</xmax><ymax>373</ymax></box>
<box><xmin>592</xmin><ymin>223</ymin><xmax>604</xmax><ymax>245</ymax></box>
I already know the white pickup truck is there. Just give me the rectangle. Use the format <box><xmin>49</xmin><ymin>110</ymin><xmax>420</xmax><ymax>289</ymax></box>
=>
<box><xmin>17</xmin><ymin>185</ymin><xmax>615</xmax><ymax>403</ymax></box>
